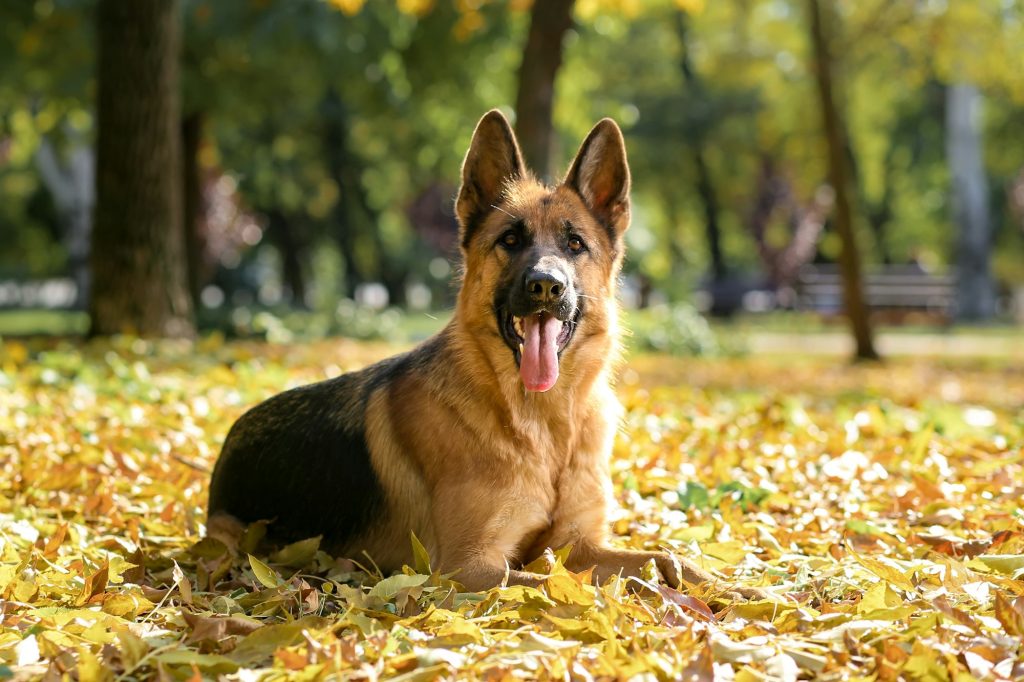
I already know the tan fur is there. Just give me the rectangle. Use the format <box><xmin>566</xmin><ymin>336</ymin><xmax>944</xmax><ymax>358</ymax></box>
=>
<box><xmin>209</xmin><ymin>111</ymin><xmax>763</xmax><ymax>600</ymax></box>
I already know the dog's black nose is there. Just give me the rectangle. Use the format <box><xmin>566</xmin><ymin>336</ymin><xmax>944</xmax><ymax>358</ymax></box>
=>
<box><xmin>525</xmin><ymin>269</ymin><xmax>567</xmax><ymax>303</ymax></box>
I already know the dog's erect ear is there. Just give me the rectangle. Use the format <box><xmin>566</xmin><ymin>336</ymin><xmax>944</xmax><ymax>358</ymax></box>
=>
<box><xmin>456</xmin><ymin>110</ymin><xmax>526</xmax><ymax>248</ymax></box>
<box><xmin>564</xmin><ymin>119</ymin><xmax>631</xmax><ymax>238</ymax></box>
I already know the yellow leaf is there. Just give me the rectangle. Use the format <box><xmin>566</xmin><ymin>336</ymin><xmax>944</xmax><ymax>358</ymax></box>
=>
<box><xmin>13</xmin><ymin>579</ymin><xmax>38</xmax><ymax>603</ymax></box>
<box><xmin>857</xmin><ymin>581</ymin><xmax>903</xmax><ymax>615</ymax></box>
<box><xmin>172</xmin><ymin>561</ymin><xmax>192</xmax><ymax>605</ymax></box>
<box><xmin>101</xmin><ymin>591</ymin><xmax>155</xmax><ymax>618</ymax></box>
<box><xmin>247</xmin><ymin>554</ymin><xmax>282</xmax><ymax>589</ymax></box>
<box><xmin>994</xmin><ymin>593</ymin><xmax>1024</xmax><ymax>637</ymax></box>
<box><xmin>433</xmin><ymin>618</ymin><xmax>484</xmax><ymax>645</ymax></box>
<box><xmin>77</xmin><ymin>562</ymin><xmax>109</xmax><ymax>606</ymax></box>
<box><xmin>975</xmin><ymin>554</ymin><xmax>1024</xmax><ymax>576</ymax></box>
<box><xmin>410</xmin><ymin>531</ymin><xmax>432</xmax><ymax>575</ymax></box>
<box><xmin>544</xmin><ymin>612</ymin><xmax>615</xmax><ymax>642</ymax></box>
<box><xmin>76</xmin><ymin>646</ymin><xmax>113</xmax><ymax>682</ymax></box>
<box><xmin>368</xmin><ymin>573</ymin><xmax>428</xmax><ymax>599</ymax></box>
<box><xmin>270</xmin><ymin>536</ymin><xmax>321</xmax><ymax>568</ymax></box>
<box><xmin>545</xmin><ymin>573</ymin><xmax>595</xmax><ymax>606</ymax></box>
<box><xmin>80</xmin><ymin>619</ymin><xmax>118</xmax><ymax>645</ymax></box>
<box><xmin>673</xmin><ymin>524</ymin><xmax>715</xmax><ymax>541</ymax></box>
<box><xmin>905</xmin><ymin>644</ymin><xmax>950</xmax><ymax>681</ymax></box>
<box><xmin>852</xmin><ymin>554</ymin><xmax>916</xmax><ymax>592</ymax></box>
<box><xmin>115</xmin><ymin>629</ymin><xmax>149</xmax><ymax>669</ymax></box>
<box><xmin>229</xmin><ymin>616</ymin><xmax>329</xmax><ymax>665</ymax></box>
<box><xmin>701</xmin><ymin>541</ymin><xmax>748</xmax><ymax>564</ymax></box>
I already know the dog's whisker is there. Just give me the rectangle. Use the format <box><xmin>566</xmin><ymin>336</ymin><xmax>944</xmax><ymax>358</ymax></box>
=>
<box><xmin>490</xmin><ymin>204</ymin><xmax>520</xmax><ymax>220</ymax></box>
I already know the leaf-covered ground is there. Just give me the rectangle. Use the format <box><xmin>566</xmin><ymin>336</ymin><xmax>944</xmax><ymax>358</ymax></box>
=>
<box><xmin>1</xmin><ymin>337</ymin><xmax>1023</xmax><ymax>681</ymax></box>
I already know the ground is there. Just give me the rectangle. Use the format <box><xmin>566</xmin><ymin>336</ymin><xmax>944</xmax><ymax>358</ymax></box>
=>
<box><xmin>1</xmin><ymin>336</ymin><xmax>1022</xmax><ymax>680</ymax></box>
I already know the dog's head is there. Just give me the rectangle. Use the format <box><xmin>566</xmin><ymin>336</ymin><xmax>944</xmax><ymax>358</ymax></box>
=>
<box><xmin>454</xmin><ymin>110</ymin><xmax>630</xmax><ymax>393</ymax></box>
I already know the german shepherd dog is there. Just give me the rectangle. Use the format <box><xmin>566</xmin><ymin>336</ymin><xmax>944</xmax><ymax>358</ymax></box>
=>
<box><xmin>208</xmin><ymin>111</ymin><xmax>761</xmax><ymax>598</ymax></box>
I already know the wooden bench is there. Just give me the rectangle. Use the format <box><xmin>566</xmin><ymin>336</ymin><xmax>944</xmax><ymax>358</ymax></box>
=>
<box><xmin>795</xmin><ymin>265</ymin><xmax>957</xmax><ymax>321</ymax></box>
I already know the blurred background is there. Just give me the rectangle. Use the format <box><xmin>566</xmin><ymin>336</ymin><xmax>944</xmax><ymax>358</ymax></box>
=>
<box><xmin>2</xmin><ymin>0</ymin><xmax>1023</xmax><ymax>358</ymax></box>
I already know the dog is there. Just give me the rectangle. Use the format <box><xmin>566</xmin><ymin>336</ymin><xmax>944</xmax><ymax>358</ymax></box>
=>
<box><xmin>208</xmin><ymin>110</ymin><xmax>762</xmax><ymax>598</ymax></box>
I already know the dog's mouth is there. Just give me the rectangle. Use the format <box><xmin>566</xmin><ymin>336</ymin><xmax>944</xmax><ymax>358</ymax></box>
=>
<box><xmin>498</xmin><ymin>307</ymin><xmax>580</xmax><ymax>392</ymax></box>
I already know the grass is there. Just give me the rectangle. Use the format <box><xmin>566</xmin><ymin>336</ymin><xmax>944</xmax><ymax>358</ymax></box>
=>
<box><xmin>0</xmin><ymin>310</ymin><xmax>89</xmax><ymax>336</ymax></box>
<box><xmin>3</xmin><ymin>306</ymin><xmax>1022</xmax><ymax>343</ymax></box>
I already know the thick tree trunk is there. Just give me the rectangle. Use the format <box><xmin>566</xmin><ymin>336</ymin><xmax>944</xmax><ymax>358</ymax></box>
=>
<box><xmin>90</xmin><ymin>0</ymin><xmax>193</xmax><ymax>337</ymax></box>
<box><xmin>514</xmin><ymin>0</ymin><xmax>575</xmax><ymax>181</ymax></box>
<box><xmin>182</xmin><ymin>111</ymin><xmax>207</xmax><ymax>310</ymax></box>
<box><xmin>945</xmin><ymin>83</ymin><xmax>996</xmax><ymax>321</ymax></box>
<box><xmin>807</xmin><ymin>0</ymin><xmax>878</xmax><ymax>360</ymax></box>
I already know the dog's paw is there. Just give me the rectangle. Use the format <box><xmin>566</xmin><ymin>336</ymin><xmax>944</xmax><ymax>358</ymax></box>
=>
<box><xmin>716</xmin><ymin>584</ymin><xmax>770</xmax><ymax>602</ymax></box>
<box><xmin>663</xmin><ymin>553</ymin><xmax>770</xmax><ymax>603</ymax></box>
<box><xmin>653</xmin><ymin>552</ymin><xmax>684</xmax><ymax>589</ymax></box>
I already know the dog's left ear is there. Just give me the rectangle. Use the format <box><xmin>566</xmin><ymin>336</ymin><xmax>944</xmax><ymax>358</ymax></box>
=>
<box><xmin>564</xmin><ymin>119</ymin><xmax>631</xmax><ymax>238</ymax></box>
<box><xmin>456</xmin><ymin>110</ymin><xmax>526</xmax><ymax>248</ymax></box>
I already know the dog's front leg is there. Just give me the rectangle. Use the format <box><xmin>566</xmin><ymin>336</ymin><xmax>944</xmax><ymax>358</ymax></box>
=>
<box><xmin>450</xmin><ymin>561</ymin><xmax>546</xmax><ymax>592</ymax></box>
<box><xmin>542</xmin><ymin>461</ymin><xmax>767</xmax><ymax>599</ymax></box>
<box><xmin>559</xmin><ymin>530</ymin><xmax>767</xmax><ymax>600</ymax></box>
<box><xmin>429</xmin><ymin>490</ymin><xmax>550</xmax><ymax>592</ymax></box>
<box><xmin>564</xmin><ymin>541</ymin><xmax>759</xmax><ymax>596</ymax></box>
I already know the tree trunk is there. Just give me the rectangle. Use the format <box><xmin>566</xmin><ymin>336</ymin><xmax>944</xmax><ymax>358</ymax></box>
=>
<box><xmin>322</xmin><ymin>89</ymin><xmax>405</xmax><ymax>305</ymax></box>
<box><xmin>266</xmin><ymin>209</ymin><xmax>308</xmax><ymax>308</ymax></box>
<box><xmin>676</xmin><ymin>13</ymin><xmax>726</xmax><ymax>282</ymax></box>
<box><xmin>693</xmin><ymin>151</ymin><xmax>726</xmax><ymax>281</ymax></box>
<box><xmin>322</xmin><ymin>90</ymin><xmax>364</xmax><ymax>299</ymax></box>
<box><xmin>182</xmin><ymin>111</ymin><xmax>207</xmax><ymax>310</ymax></box>
<box><xmin>90</xmin><ymin>0</ymin><xmax>193</xmax><ymax>337</ymax></box>
<box><xmin>807</xmin><ymin>0</ymin><xmax>878</xmax><ymax>360</ymax></box>
<box><xmin>747</xmin><ymin>156</ymin><xmax>830</xmax><ymax>287</ymax></box>
<box><xmin>514</xmin><ymin>0</ymin><xmax>575</xmax><ymax>181</ymax></box>
<box><xmin>945</xmin><ymin>83</ymin><xmax>996</xmax><ymax>321</ymax></box>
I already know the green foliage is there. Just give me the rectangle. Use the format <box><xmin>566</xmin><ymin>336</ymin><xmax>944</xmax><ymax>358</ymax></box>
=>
<box><xmin>201</xmin><ymin>303</ymin><xmax>413</xmax><ymax>343</ymax></box>
<box><xmin>676</xmin><ymin>481</ymin><xmax>771</xmax><ymax>512</ymax></box>
<box><xmin>2</xmin><ymin>0</ymin><xmax>1024</xmax><ymax>308</ymax></box>
<box><xmin>628</xmin><ymin>302</ymin><xmax>724</xmax><ymax>356</ymax></box>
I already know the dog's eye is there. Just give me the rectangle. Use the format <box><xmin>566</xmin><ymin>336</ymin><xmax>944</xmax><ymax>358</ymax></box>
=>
<box><xmin>567</xmin><ymin>235</ymin><xmax>586</xmax><ymax>254</ymax></box>
<box><xmin>499</xmin><ymin>230</ymin><xmax>520</xmax><ymax>249</ymax></box>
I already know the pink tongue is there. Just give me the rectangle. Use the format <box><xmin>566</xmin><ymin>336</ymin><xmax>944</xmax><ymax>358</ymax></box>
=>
<box><xmin>520</xmin><ymin>313</ymin><xmax>563</xmax><ymax>392</ymax></box>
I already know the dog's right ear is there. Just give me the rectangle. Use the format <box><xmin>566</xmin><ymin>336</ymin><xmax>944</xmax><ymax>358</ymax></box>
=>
<box><xmin>456</xmin><ymin>110</ymin><xmax>525</xmax><ymax>248</ymax></box>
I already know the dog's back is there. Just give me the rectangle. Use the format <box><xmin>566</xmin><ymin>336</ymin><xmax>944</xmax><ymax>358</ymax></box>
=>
<box><xmin>208</xmin><ymin>366</ymin><xmax>380</xmax><ymax>545</ymax></box>
<box><xmin>207</xmin><ymin>339</ymin><xmax>444</xmax><ymax>560</ymax></box>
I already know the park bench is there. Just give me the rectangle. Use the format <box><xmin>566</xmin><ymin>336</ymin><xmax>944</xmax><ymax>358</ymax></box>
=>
<box><xmin>794</xmin><ymin>264</ymin><xmax>957</xmax><ymax>322</ymax></box>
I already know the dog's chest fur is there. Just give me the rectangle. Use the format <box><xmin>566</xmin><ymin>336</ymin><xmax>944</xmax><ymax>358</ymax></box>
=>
<box><xmin>377</xmin><ymin>360</ymin><xmax>608</xmax><ymax>567</ymax></box>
